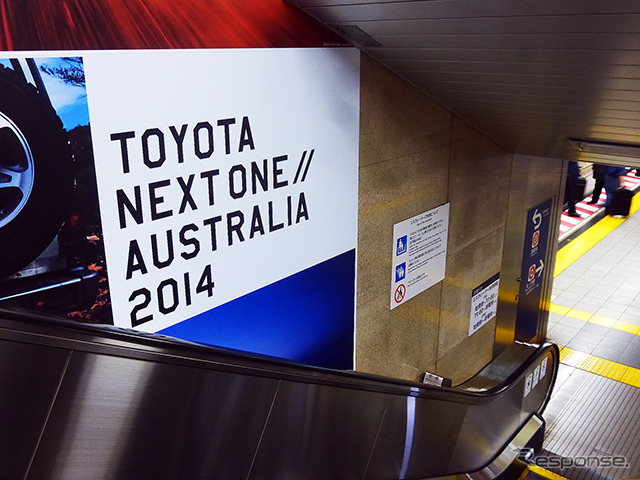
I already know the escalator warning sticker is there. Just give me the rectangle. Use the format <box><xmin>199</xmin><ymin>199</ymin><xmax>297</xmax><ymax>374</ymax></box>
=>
<box><xmin>524</xmin><ymin>373</ymin><xmax>533</xmax><ymax>397</ymax></box>
<box><xmin>540</xmin><ymin>357</ymin><xmax>548</xmax><ymax>379</ymax></box>
<box><xmin>533</xmin><ymin>366</ymin><xmax>540</xmax><ymax>388</ymax></box>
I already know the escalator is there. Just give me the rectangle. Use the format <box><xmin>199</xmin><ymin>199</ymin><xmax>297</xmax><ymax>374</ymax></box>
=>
<box><xmin>0</xmin><ymin>308</ymin><xmax>558</xmax><ymax>480</ymax></box>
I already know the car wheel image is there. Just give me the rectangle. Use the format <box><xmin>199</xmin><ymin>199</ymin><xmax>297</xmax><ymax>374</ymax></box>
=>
<box><xmin>0</xmin><ymin>65</ymin><xmax>73</xmax><ymax>278</ymax></box>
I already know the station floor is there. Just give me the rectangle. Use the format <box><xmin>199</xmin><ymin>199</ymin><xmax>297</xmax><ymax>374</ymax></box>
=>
<box><xmin>532</xmin><ymin>185</ymin><xmax>640</xmax><ymax>480</ymax></box>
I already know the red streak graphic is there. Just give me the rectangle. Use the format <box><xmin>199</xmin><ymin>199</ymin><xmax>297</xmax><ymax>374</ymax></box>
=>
<box><xmin>62</xmin><ymin>2</ymin><xmax>75</xmax><ymax>30</ymax></box>
<box><xmin>1</xmin><ymin>0</ymin><xmax>13</xmax><ymax>50</ymax></box>
<box><xmin>0</xmin><ymin>0</ymin><xmax>345</xmax><ymax>51</ymax></box>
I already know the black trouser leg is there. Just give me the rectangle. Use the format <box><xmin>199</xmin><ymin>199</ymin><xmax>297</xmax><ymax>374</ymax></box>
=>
<box><xmin>590</xmin><ymin>179</ymin><xmax>604</xmax><ymax>203</ymax></box>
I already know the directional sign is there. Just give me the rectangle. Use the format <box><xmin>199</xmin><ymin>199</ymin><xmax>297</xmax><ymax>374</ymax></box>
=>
<box><xmin>516</xmin><ymin>199</ymin><xmax>553</xmax><ymax>341</ymax></box>
<box><xmin>535</xmin><ymin>260</ymin><xmax>544</xmax><ymax>278</ymax></box>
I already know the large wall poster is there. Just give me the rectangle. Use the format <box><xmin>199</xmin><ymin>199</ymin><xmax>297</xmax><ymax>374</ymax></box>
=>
<box><xmin>0</xmin><ymin>49</ymin><xmax>360</xmax><ymax>369</ymax></box>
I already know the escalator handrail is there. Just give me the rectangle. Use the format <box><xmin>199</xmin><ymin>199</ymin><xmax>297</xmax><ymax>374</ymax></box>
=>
<box><xmin>0</xmin><ymin>307</ymin><xmax>558</xmax><ymax>408</ymax></box>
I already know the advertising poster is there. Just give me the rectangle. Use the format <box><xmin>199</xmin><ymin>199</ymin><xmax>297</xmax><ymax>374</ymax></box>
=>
<box><xmin>0</xmin><ymin>49</ymin><xmax>360</xmax><ymax>369</ymax></box>
<box><xmin>390</xmin><ymin>204</ymin><xmax>450</xmax><ymax>309</ymax></box>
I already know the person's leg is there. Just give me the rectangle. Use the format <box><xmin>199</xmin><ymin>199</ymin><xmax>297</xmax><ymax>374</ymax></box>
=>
<box><xmin>567</xmin><ymin>181</ymin><xmax>580</xmax><ymax>216</ymax></box>
<box><xmin>589</xmin><ymin>179</ymin><xmax>604</xmax><ymax>204</ymax></box>
<box><xmin>604</xmin><ymin>175</ymin><xmax>617</xmax><ymax>214</ymax></box>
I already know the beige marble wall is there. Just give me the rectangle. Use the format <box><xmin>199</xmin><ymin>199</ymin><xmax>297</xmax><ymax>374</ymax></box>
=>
<box><xmin>356</xmin><ymin>55</ymin><xmax>513</xmax><ymax>384</ymax></box>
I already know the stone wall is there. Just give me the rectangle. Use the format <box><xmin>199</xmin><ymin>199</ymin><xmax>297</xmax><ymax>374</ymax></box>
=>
<box><xmin>356</xmin><ymin>54</ymin><xmax>514</xmax><ymax>383</ymax></box>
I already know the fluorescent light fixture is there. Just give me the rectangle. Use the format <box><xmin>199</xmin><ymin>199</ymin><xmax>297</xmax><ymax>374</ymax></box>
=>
<box><xmin>569</xmin><ymin>138</ymin><xmax>640</xmax><ymax>159</ymax></box>
<box><xmin>329</xmin><ymin>25</ymin><xmax>382</xmax><ymax>48</ymax></box>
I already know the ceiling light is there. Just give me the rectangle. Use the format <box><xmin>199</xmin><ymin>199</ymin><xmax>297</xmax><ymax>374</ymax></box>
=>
<box><xmin>569</xmin><ymin>139</ymin><xmax>640</xmax><ymax>159</ymax></box>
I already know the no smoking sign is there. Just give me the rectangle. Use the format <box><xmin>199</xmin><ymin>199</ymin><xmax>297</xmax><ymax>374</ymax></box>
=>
<box><xmin>394</xmin><ymin>284</ymin><xmax>406</xmax><ymax>303</ymax></box>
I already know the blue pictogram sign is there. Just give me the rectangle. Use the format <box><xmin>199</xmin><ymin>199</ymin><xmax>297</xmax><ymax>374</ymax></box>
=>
<box><xmin>396</xmin><ymin>235</ymin><xmax>407</xmax><ymax>255</ymax></box>
<box><xmin>396</xmin><ymin>262</ymin><xmax>406</xmax><ymax>282</ymax></box>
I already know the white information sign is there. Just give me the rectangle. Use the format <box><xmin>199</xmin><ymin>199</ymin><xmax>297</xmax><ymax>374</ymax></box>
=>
<box><xmin>469</xmin><ymin>273</ymin><xmax>500</xmax><ymax>335</ymax></box>
<box><xmin>390</xmin><ymin>204</ymin><xmax>449</xmax><ymax>309</ymax></box>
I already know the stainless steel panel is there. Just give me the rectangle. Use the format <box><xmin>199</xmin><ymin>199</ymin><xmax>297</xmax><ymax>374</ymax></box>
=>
<box><xmin>365</xmin><ymin>394</ymin><xmax>468</xmax><ymax>480</ymax></box>
<box><xmin>450</xmin><ymin>349</ymin><xmax>556</xmax><ymax>473</ymax></box>
<box><xmin>248</xmin><ymin>381</ymin><xmax>387</xmax><ymax>480</ymax></box>
<box><xmin>27</xmin><ymin>352</ymin><xmax>280</xmax><ymax>480</ymax></box>
<box><xmin>0</xmin><ymin>340</ymin><xmax>70</xmax><ymax>480</ymax></box>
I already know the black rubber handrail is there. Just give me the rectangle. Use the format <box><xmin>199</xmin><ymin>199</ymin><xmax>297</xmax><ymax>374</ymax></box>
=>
<box><xmin>0</xmin><ymin>307</ymin><xmax>558</xmax><ymax>408</ymax></box>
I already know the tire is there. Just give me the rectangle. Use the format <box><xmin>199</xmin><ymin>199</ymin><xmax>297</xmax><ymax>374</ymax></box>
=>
<box><xmin>0</xmin><ymin>65</ymin><xmax>73</xmax><ymax>278</ymax></box>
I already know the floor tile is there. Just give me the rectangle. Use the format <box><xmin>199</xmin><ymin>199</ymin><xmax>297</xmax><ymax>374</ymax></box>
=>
<box><xmin>576</xmin><ymin>323</ymin><xmax>610</xmax><ymax>336</ymax></box>
<box><xmin>552</xmin><ymin>296</ymin><xmax>580</xmax><ymax>309</ymax></box>
<box><xmin>557</xmin><ymin>316</ymin><xmax>586</xmax><ymax>330</ymax></box>
<box><xmin>590</xmin><ymin>345</ymin><xmax>623</xmax><ymax>363</ymax></box>
<box><xmin>617</xmin><ymin>352</ymin><xmax>640</xmax><ymax>370</ymax></box>
<box><xmin>565</xmin><ymin>337</ymin><xmax>598</xmax><ymax>354</ymax></box>
<box><xmin>594</xmin><ymin>306</ymin><xmax>623</xmax><ymax>320</ymax></box>
<box><xmin>603</xmin><ymin>328</ymin><xmax>636</xmax><ymax>343</ymax></box>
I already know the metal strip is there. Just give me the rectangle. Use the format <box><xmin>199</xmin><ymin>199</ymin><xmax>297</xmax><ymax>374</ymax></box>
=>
<box><xmin>23</xmin><ymin>350</ymin><xmax>73</xmax><ymax>480</ymax></box>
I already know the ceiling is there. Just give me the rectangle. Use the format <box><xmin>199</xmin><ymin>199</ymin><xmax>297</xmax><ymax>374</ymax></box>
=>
<box><xmin>288</xmin><ymin>0</ymin><xmax>640</xmax><ymax>166</ymax></box>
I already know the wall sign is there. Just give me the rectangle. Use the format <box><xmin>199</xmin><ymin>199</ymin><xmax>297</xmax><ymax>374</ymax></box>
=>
<box><xmin>469</xmin><ymin>273</ymin><xmax>500</xmax><ymax>335</ymax></box>
<box><xmin>391</xmin><ymin>204</ymin><xmax>449</xmax><ymax>309</ymax></box>
<box><xmin>516</xmin><ymin>198</ymin><xmax>553</xmax><ymax>341</ymax></box>
<box><xmin>0</xmin><ymin>49</ymin><xmax>360</xmax><ymax>369</ymax></box>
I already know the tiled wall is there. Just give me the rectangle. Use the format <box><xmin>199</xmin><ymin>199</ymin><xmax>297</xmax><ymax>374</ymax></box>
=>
<box><xmin>356</xmin><ymin>55</ymin><xmax>514</xmax><ymax>383</ymax></box>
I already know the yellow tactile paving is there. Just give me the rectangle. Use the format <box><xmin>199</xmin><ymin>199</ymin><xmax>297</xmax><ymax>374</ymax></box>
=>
<box><xmin>559</xmin><ymin>347</ymin><xmax>640</xmax><ymax>388</ymax></box>
<box><xmin>551</xmin><ymin>194</ymin><xmax>640</xmax><ymax>389</ymax></box>
<box><xmin>549</xmin><ymin>303</ymin><xmax>570</xmax><ymax>316</ymax></box>
<box><xmin>588</xmin><ymin>314</ymin><xmax>617</xmax><ymax>328</ymax></box>
<box><xmin>583</xmin><ymin>356</ymin><xmax>628</xmax><ymax>382</ymax></box>
<box><xmin>566</xmin><ymin>308</ymin><xmax>593</xmax><ymax>322</ymax></box>
<box><xmin>527</xmin><ymin>463</ymin><xmax>571</xmax><ymax>480</ymax></box>
<box><xmin>550</xmin><ymin>304</ymin><xmax>640</xmax><ymax>337</ymax></box>
<box><xmin>620</xmin><ymin>368</ymin><xmax>640</xmax><ymax>388</ymax></box>
<box><xmin>554</xmin><ymin>195</ymin><xmax>640</xmax><ymax>277</ymax></box>
<box><xmin>613</xmin><ymin>320</ymin><xmax>640</xmax><ymax>335</ymax></box>
<box><xmin>558</xmin><ymin>347</ymin><xmax>589</xmax><ymax>367</ymax></box>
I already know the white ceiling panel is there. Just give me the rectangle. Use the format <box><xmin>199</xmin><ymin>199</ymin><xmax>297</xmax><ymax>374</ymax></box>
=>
<box><xmin>288</xmin><ymin>0</ymin><xmax>640</xmax><ymax>162</ymax></box>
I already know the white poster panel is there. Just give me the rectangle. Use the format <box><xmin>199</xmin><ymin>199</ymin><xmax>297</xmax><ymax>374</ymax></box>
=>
<box><xmin>469</xmin><ymin>273</ymin><xmax>500</xmax><ymax>335</ymax></box>
<box><xmin>83</xmin><ymin>48</ymin><xmax>360</xmax><ymax>333</ymax></box>
<box><xmin>390</xmin><ymin>204</ymin><xmax>449</xmax><ymax>309</ymax></box>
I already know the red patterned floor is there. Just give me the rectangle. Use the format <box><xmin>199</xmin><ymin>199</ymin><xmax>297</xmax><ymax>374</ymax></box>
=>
<box><xmin>559</xmin><ymin>173</ymin><xmax>640</xmax><ymax>241</ymax></box>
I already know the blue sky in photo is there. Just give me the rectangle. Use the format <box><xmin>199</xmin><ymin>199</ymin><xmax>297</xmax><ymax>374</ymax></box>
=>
<box><xmin>0</xmin><ymin>57</ymin><xmax>89</xmax><ymax>130</ymax></box>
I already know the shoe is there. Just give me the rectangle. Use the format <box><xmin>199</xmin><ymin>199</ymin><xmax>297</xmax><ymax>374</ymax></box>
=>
<box><xmin>587</xmin><ymin>200</ymin><xmax>597</xmax><ymax>204</ymax></box>
<box><xmin>567</xmin><ymin>211</ymin><xmax>581</xmax><ymax>217</ymax></box>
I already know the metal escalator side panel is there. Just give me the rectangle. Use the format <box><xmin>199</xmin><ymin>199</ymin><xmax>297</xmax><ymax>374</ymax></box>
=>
<box><xmin>364</xmin><ymin>394</ymin><xmax>469</xmax><ymax>480</ymax></box>
<box><xmin>246</xmin><ymin>380</ymin><xmax>389</xmax><ymax>480</ymax></box>
<box><xmin>447</xmin><ymin>346</ymin><xmax>559</xmax><ymax>475</ymax></box>
<box><xmin>0</xmin><ymin>340</ymin><xmax>71</xmax><ymax>480</ymax></box>
<box><xmin>0</xmin><ymin>310</ymin><xmax>561</xmax><ymax>480</ymax></box>
<box><xmin>26</xmin><ymin>351</ymin><xmax>281</xmax><ymax>480</ymax></box>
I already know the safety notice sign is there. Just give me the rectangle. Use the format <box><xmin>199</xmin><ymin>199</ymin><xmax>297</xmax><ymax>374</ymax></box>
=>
<box><xmin>390</xmin><ymin>204</ymin><xmax>449</xmax><ymax>309</ymax></box>
<box><xmin>469</xmin><ymin>273</ymin><xmax>500</xmax><ymax>335</ymax></box>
